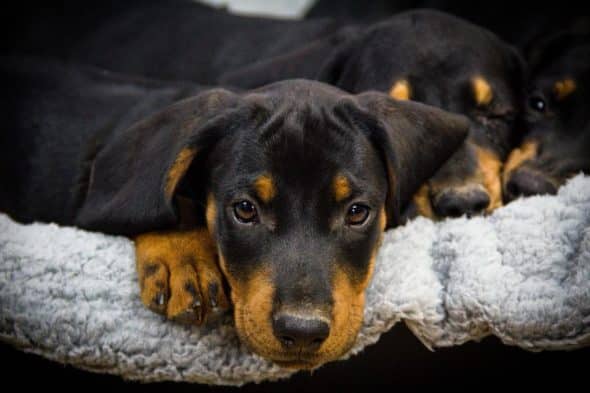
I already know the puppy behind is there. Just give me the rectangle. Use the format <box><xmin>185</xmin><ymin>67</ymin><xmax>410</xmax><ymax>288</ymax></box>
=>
<box><xmin>503</xmin><ymin>30</ymin><xmax>590</xmax><ymax>201</ymax></box>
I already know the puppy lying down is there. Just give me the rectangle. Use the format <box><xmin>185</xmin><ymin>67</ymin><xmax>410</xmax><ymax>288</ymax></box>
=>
<box><xmin>1</xmin><ymin>174</ymin><xmax>589</xmax><ymax>384</ymax></box>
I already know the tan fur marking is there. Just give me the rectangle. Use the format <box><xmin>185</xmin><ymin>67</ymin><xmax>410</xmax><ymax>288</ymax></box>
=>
<box><xmin>254</xmin><ymin>174</ymin><xmax>276</xmax><ymax>203</ymax></box>
<box><xmin>503</xmin><ymin>141</ymin><xmax>539</xmax><ymax>180</ymax></box>
<box><xmin>225</xmin><ymin>263</ymin><xmax>280</xmax><ymax>361</ymax></box>
<box><xmin>389</xmin><ymin>79</ymin><xmax>412</xmax><ymax>101</ymax></box>
<box><xmin>472</xmin><ymin>76</ymin><xmax>493</xmax><ymax>106</ymax></box>
<box><xmin>412</xmin><ymin>184</ymin><xmax>436</xmax><ymax>219</ymax></box>
<box><xmin>135</xmin><ymin>228</ymin><xmax>229</xmax><ymax>324</ymax></box>
<box><xmin>324</xmin><ymin>266</ymin><xmax>365</xmax><ymax>366</ymax></box>
<box><xmin>165</xmin><ymin>148</ymin><xmax>197</xmax><ymax>199</ymax></box>
<box><xmin>475</xmin><ymin>147</ymin><xmax>503</xmax><ymax>212</ymax></box>
<box><xmin>333</xmin><ymin>174</ymin><xmax>352</xmax><ymax>202</ymax></box>
<box><xmin>554</xmin><ymin>78</ymin><xmax>576</xmax><ymax>100</ymax></box>
<box><xmin>206</xmin><ymin>193</ymin><xmax>217</xmax><ymax>235</ymax></box>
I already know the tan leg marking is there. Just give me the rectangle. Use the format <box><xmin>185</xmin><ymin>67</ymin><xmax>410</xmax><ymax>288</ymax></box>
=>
<box><xmin>135</xmin><ymin>228</ymin><xmax>229</xmax><ymax>325</ymax></box>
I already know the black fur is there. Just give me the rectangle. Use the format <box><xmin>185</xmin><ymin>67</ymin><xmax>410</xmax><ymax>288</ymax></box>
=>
<box><xmin>504</xmin><ymin>31</ymin><xmax>590</xmax><ymax>201</ymax></box>
<box><xmin>0</xmin><ymin>56</ymin><xmax>468</xmax><ymax>236</ymax></box>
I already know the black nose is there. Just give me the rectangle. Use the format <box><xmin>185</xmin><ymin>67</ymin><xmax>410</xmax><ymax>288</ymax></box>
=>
<box><xmin>272</xmin><ymin>314</ymin><xmax>330</xmax><ymax>350</ymax></box>
<box><xmin>505</xmin><ymin>169</ymin><xmax>557</xmax><ymax>202</ymax></box>
<box><xmin>432</xmin><ymin>187</ymin><xmax>490</xmax><ymax>218</ymax></box>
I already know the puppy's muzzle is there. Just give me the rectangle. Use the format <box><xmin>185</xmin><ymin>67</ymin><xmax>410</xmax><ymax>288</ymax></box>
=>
<box><xmin>432</xmin><ymin>185</ymin><xmax>490</xmax><ymax>218</ymax></box>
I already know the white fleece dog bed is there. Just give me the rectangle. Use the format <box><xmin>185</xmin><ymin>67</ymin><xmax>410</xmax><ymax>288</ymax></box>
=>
<box><xmin>1</xmin><ymin>175</ymin><xmax>589</xmax><ymax>385</ymax></box>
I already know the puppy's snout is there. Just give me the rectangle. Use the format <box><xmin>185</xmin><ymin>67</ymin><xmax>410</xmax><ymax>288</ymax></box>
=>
<box><xmin>432</xmin><ymin>187</ymin><xmax>490</xmax><ymax>218</ymax></box>
<box><xmin>272</xmin><ymin>313</ymin><xmax>330</xmax><ymax>351</ymax></box>
<box><xmin>504</xmin><ymin>168</ymin><xmax>557</xmax><ymax>202</ymax></box>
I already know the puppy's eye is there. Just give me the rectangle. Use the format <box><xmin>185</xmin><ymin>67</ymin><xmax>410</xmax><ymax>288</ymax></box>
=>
<box><xmin>346</xmin><ymin>204</ymin><xmax>370</xmax><ymax>226</ymax></box>
<box><xmin>529</xmin><ymin>96</ymin><xmax>546</xmax><ymax>112</ymax></box>
<box><xmin>233</xmin><ymin>200</ymin><xmax>258</xmax><ymax>223</ymax></box>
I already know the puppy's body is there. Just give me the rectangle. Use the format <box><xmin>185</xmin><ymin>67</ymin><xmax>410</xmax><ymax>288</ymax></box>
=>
<box><xmin>1</xmin><ymin>56</ymin><xmax>468</xmax><ymax>367</ymax></box>
<box><xmin>0</xmin><ymin>56</ymin><xmax>203</xmax><ymax>226</ymax></box>
<box><xmin>7</xmin><ymin>0</ymin><xmax>340</xmax><ymax>84</ymax></box>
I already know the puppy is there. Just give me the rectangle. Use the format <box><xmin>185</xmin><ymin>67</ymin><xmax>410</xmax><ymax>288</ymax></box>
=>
<box><xmin>0</xmin><ymin>56</ymin><xmax>469</xmax><ymax>368</ymax></box>
<box><xmin>503</xmin><ymin>31</ymin><xmax>590</xmax><ymax>201</ymax></box>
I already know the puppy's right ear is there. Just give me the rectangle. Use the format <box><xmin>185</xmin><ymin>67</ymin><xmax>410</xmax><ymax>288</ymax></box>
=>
<box><xmin>75</xmin><ymin>89</ymin><xmax>246</xmax><ymax>235</ymax></box>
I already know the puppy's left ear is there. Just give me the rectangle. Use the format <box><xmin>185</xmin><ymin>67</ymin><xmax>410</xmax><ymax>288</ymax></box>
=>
<box><xmin>337</xmin><ymin>92</ymin><xmax>470</xmax><ymax>227</ymax></box>
<box><xmin>75</xmin><ymin>89</ymin><xmax>245</xmax><ymax>235</ymax></box>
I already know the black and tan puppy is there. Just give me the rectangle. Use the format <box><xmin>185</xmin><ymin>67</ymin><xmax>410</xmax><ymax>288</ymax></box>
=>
<box><xmin>0</xmin><ymin>56</ymin><xmax>468</xmax><ymax>368</ymax></box>
<box><xmin>503</xmin><ymin>32</ymin><xmax>590</xmax><ymax>201</ymax></box>
<box><xmin>224</xmin><ymin>11</ymin><xmax>526</xmax><ymax>219</ymax></box>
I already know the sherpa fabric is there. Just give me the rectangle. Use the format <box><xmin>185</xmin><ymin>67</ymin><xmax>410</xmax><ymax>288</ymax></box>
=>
<box><xmin>0</xmin><ymin>174</ymin><xmax>589</xmax><ymax>385</ymax></box>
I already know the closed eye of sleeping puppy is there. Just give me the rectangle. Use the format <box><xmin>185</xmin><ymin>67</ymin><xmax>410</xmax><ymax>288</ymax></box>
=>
<box><xmin>0</xmin><ymin>56</ymin><xmax>468</xmax><ymax>369</ymax></box>
<box><xmin>503</xmin><ymin>31</ymin><xmax>590</xmax><ymax>200</ymax></box>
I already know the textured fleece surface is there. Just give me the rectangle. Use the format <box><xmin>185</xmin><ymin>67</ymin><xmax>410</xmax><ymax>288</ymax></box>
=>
<box><xmin>1</xmin><ymin>175</ymin><xmax>589</xmax><ymax>385</ymax></box>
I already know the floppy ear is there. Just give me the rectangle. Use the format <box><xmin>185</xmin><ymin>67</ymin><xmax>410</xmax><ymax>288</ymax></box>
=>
<box><xmin>337</xmin><ymin>92</ymin><xmax>470</xmax><ymax>227</ymax></box>
<box><xmin>219</xmin><ymin>27</ymin><xmax>360</xmax><ymax>89</ymax></box>
<box><xmin>75</xmin><ymin>89</ymin><xmax>245</xmax><ymax>235</ymax></box>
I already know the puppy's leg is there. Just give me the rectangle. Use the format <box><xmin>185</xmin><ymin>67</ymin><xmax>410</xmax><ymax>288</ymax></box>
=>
<box><xmin>135</xmin><ymin>228</ymin><xmax>229</xmax><ymax>324</ymax></box>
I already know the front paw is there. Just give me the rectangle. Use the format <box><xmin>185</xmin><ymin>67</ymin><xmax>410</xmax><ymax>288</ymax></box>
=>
<box><xmin>135</xmin><ymin>229</ymin><xmax>230</xmax><ymax>325</ymax></box>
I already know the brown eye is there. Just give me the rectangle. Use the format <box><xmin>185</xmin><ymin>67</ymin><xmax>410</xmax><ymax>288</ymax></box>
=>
<box><xmin>233</xmin><ymin>200</ymin><xmax>258</xmax><ymax>223</ymax></box>
<box><xmin>346</xmin><ymin>204</ymin><xmax>370</xmax><ymax>226</ymax></box>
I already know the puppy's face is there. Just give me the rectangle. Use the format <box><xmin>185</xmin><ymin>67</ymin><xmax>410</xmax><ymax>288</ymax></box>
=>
<box><xmin>503</xmin><ymin>41</ymin><xmax>590</xmax><ymax>201</ymax></box>
<box><xmin>321</xmin><ymin>10</ymin><xmax>526</xmax><ymax>219</ymax></box>
<box><xmin>206</xmin><ymin>103</ymin><xmax>387</xmax><ymax>368</ymax></box>
<box><xmin>79</xmin><ymin>80</ymin><xmax>468</xmax><ymax>368</ymax></box>
<box><xmin>192</xmin><ymin>82</ymin><xmax>468</xmax><ymax>367</ymax></box>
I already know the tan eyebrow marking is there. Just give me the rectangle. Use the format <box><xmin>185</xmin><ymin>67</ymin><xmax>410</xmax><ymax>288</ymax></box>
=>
<box><xmin>472</xmin><ymin>76</ymin><xmax>493</xmax><ymax>106</ymax></box>
<box><xmin>333</xmin><ymin>174</ymin><xmax>352</xmax><ymax>202</ymax></box>
<box><xmin>389</xmin><ymin>79</ymin><xmax>412</xmax><ymax>101</ymax></box>
<box><xmin>254</xmin><ymin>174</ymin><xmax>276</xmax><ymax>203</ymax></box>
<box><xmin>554</xmin><ymin>78</ymin><xmax>576</xmax><ymax>100</ymax></box>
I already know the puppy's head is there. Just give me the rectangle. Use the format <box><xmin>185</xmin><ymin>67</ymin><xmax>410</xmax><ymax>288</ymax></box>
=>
<box><xmin>503</xmin><ymin>35</ymin><xmax>590</xmax><ymax>202</ymax></box>
<box><xmin>76</xmin><ymin>80</ymin><xmax>468</xmax><ymax>368</ymax></box>
<box><xmin>319</xmin><ymin>10</ymin><xmax>526</xmax><ymax>219</ymax></box>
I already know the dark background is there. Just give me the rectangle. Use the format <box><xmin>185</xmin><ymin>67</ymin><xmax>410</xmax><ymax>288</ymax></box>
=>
<box><xmin>2</xmin><ymin>323</ymin><xmax>587</xmax><ymax>390</ymax></box>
